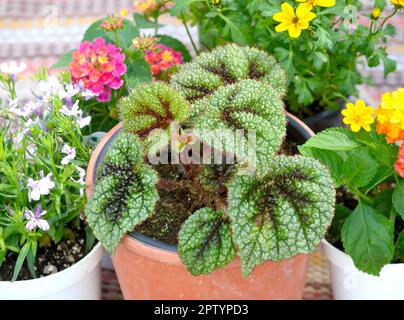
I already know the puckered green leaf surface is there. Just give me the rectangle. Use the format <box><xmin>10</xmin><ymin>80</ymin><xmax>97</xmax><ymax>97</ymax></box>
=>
<box><xmin>228</xmin><ymin>156</ymin><xmax>335</xmax><ymax>277</ymax></box>
<box><xmin>85</xmin><ymin>133</ymin><xmax>159</xmax><ymax>253</ymax></box>
<box><xmin>342</xmin><ymin>204</ymin><xmax>394</xmax><ymax>275</ymax></box>
<box><xmin>171</xmin><ymin>43</ymin><xmax>287</xmax><ymax>102</ymax></box>
<box><xmin>188</xmin><ymin>80</ymin><xmax>286</xmax><ymax>177</ymax></box>
<box><xmin>118</xmin><ymin>82</ymin><xmax>189</xmax><ymax>137</ymax></box>
<box><xmin>178</xmin><ymin>208</ymin><xmax>236</xmax><ymax>275</ymax></box>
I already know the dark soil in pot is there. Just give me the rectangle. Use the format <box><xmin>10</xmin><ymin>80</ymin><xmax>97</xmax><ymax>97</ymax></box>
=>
<box><xmin>0</xmin><ymin>224</ymin><xmax>93</xmax><ymax>281</ymax></box>
<box><xmin>134</xmin><ymin>132</ymin><xmax>300</xmax><ymax>246</ymax></box>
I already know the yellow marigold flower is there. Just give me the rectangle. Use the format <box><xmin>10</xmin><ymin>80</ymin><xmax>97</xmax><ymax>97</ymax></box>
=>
<box><xmin>371</xmin><ymin>8</ymin><xmax>381</xmax><ymax>19</ymax></box>
<box><xmin>296</xmin><ymin>0</ymin><xmax>336</xmax><ymax>11</ymax></box>
<box><xmin>342</xmin><ymin>100</ymin><xmax>375</xmax><ymax>132</ymax></box>
<box><xmin>390</xmin><ymin>0</ymin><xmax>404</xmax><ymax>7</ymax></box>
<box><xmin>273</xmin><ymin>2</ymin><xmax>316</xmax><ymax>38</ymax></box>
<box><xmin>375</xmin><ymin>88</ymin><xmax>404</xmax><ymax>142</ymax></box>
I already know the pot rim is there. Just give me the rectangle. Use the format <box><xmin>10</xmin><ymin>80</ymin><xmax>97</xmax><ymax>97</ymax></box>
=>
<box><xmin>0</xmin><ymin>242</ymin><xmax>103</xmax><ymax>285</ymax></box>
<box><xmin>85</xmin><ymin>112</ymin><xmax>315</xmax><ymax>256</ymax></box>
<box><xmin>321</xmin><ymin>239</ymin><xmax>404</xmax><ymax>271</ymax></box>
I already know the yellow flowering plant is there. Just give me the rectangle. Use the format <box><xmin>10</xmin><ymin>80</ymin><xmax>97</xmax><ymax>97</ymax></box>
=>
<box><xmin>171</xmin><ymin>0</ymin><xmax>400</xmax><ymax>118</ymax></box>
<box><xmin>300</xmin><ymin>89</ymin><xmax>404</xmax><ymax>275</ymax></box>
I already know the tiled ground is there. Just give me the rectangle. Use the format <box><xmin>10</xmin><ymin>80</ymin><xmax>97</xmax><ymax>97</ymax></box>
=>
<box><xmin>0</xmin><ymin>0</ymin><xmax>403</xmax><ymax>300</ymax></box>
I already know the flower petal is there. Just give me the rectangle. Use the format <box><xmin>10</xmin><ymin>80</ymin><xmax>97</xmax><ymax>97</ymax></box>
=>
<box><xmin>288</xmin><ymin>24</ymin><xmax>302</xmax><ymax>38</ymax></box>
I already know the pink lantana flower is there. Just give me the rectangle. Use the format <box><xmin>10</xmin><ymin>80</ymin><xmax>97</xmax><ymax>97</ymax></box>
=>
<box><xmin>69</xmin><ymin>38</ymin><xmax>126</xmax><ymax>102</ymax></box>
<box><xmin>145</xmin><ymin>44</ymin><xmax>183</xmax><ymax>77</ymax></box>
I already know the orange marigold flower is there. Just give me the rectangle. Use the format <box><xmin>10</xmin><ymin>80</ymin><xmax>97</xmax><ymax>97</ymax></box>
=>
<box><xmin>375</xmin><ymin>88</ymin><xmax>404</xmax><ymax>143</ymax></box>
<box><xmin>394</xmin><ymin>144</ymin><xmax>404</xmax><ymax>177</ymax></box>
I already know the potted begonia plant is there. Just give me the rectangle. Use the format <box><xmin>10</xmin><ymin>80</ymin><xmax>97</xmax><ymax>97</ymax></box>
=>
<box><xmin>299</xmin><ymin>88</ymin><xmax>404</xmax><ymax>299</ymax></box>
<box><xmin>85</xmin><ymin>44</ymin><xmax>336</xmax><ymax>300</ymax></box>
<box><xmin>0</xmin><ymin>66</ymin><xmax>102</xmax><ymax>299</ymax></box>
<box><xmin>168</xmin><ymin>0</ymin><xmax>402</xmax><ymax>131</ymax></box>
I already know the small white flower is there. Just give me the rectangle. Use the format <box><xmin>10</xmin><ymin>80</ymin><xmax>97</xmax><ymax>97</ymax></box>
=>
<box><xmin>0</xmin><ymin>61</ymin><xmax>27</xmax><ymax>75</ymax></box>
<box><xmin>58</xmin><ymin>83</ymin><xmax>79</xmax><ymax>101</ymax></box>
<box><xmin>60</xmin><ymin>100</ymin><xmax>80</xmax><ymax>117</ymax></box>
<box><xmin>38</xmin><ymin>76</ymin><xmax>62</xmax><ymax>102</ymax></box>
<box><xmin>27</xmin><ymin>170</ymin><xmax>55</xmax><ymax>202</ymax></box>
<box><xmin>77</xmin><ymin>115</ymin><xmax>91</xmax><ymax>128</ymax></box>
<box><xmin>71</xmin><ymin>166</ymin><xmax>86</xmax><ymax>196</ymax></box>
<box><xmin>24</xmin><ymin>206</ymin><xmax>49</xmax><ymax>231</ymax></box>
<box><xmin>61</xmin><ymin>143</ymin><xmax>76</xmax><ymax>165</ymax></box>
<box><xmin>11</xmin><ymin>101</ymin><xmax>42</xmax><ymax>118</ymax></box>
<box><xmin>60</xmin><ymin>100</ymin><xmax>91</xmax><ymax>128</ymax></box>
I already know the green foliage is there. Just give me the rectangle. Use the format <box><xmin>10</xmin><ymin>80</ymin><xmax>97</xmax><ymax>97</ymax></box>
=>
<box><xmin>119</xmin><ymin>82</ymin><xmax>189</xmax><ymax>137</ymax></box>
<box><xmin>0</xmin><ymin>75</ymin><xmax>93</xmax><ymax>281</ymax></box>
<box><xmin>178</xmin><ymin>208</ymin><xmax>236</xmax><ymax>275</ymax></box>
<box><xmin>171</xmin><ymin>44</ymin><xmax>287</xmax><ymax>102</ymax></box>
<box><xmin>342</xmin><ymin>204</ymin><xmax>394</xmax><ymax>275</ymax></box>
<box><xmin>85</xmin><ymin>133</ymin><xmax>159</xmax><ymax>253</ymax></box>
<box><xmin>189</xmin><ymin>80</ymin><xmax>286</xmax><ymax>177</ymax></box>
<box><xmin>87</xmin><ymin>44</ymin><xmax>336</xmax><ymax>277</ymax></box>
<box><xmin>173</xmin><ymin>0</ymin><xmax>398</xmax><ymax>114</ymax></box>
<box><xmin>228</xmin><ymin>156</ymin><xmax>335</xmax><ymax>276</ymax></box>
<box><xmin>301</xmin><ymin>124</ymin><xmax>404</xmax><ymax>275</ymax></box>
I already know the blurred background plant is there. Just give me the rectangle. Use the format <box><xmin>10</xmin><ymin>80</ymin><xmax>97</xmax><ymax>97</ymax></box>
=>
<box><xmin>171</xmin><ymin>0</ymin><xmax>401</xmax><ymax>118</ymax></box>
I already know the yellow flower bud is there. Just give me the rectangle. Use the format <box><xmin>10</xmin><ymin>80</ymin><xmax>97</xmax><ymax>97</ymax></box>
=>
<box><xmin>212</xmin><ymin>0</ymin><xmax>220</xmax><ymax>5</ymax></box>
<box><xmin>371</xmin><ymin>8</ymin><xmax>381</xmax><ymax>19</ymax></box>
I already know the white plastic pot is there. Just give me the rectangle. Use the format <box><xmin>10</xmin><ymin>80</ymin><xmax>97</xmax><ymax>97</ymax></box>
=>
<box><xmin>321</xmin><ymin>240</ymin><xmax>404</xmax><ymax>300</ymax></box>
<box><xmin>0</xmin><ymin>243</ymin><xmax>103</xmax><ymax>300</ymax></box>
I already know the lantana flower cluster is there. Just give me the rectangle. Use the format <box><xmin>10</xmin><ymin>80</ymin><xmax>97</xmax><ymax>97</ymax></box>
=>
<box><xmin>375</xmin><ymin>88</ymin><xmax>404</xmax><ymax>143</ymax></box>
<box><xmin>69</xmin><ymin>38</ymin><xmax>126</xmax><ymax>102</ymax></box>
<box><xmin>341</xmin><ymin>88</ymin><xmax>404</xmax><ymax>178</ymax></box>
<box><xmin>145</xmin><ymin>44</ymin><xmax>184</xmax><ymax>77</ymax></box>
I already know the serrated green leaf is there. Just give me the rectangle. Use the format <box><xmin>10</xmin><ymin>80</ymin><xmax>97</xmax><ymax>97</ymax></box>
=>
<box><xmin>125</xmin><ymin>57</ymin><xmax>152</xmax><ymax>89</ymax></box>
<box><xmin>302</xmin><ymin>127</ymin><xmax>361</xmax><ymax>151</ymax></box>
<box><xmin>342</xmin><ymin>204</ymin><xmax>394</xmax><ymax>275</ymax></box>
<box><xmin>85</xmin><ymin>132</ymin><xmax>159</xmax><ymax>253</ymax></box>
<box><xmin>178</xmin><ymin>208</ymin><xmax>236</xmax><ymax>275</ymax></box>
<box><xmin>228</xmin><ymin>156</ymin><xmax>335</xmax><ymax>277</ymax></box>
<box><xmin>298</xmin><ymin>146</ymin><xmax>343</xmax><ymax>187</ymax></box>
<box><xmin>171</xmin><ymin>0</ymin><xmax>205</xmax><ymax>16</ymax></box>
<box><xmin>393</xmin><ymin>182</ymin><xmax>404</xmax><ymax>219</ymax></box>
<box><xmin>342</xmin><ymin>148</ymin><xmax>379</xmax><ymax>189</ymax></box>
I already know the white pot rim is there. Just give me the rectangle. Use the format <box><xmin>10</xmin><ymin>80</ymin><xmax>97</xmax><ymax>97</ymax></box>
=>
<box><xmin>0</xmin><ymin>242</ymin><xmax>102</xmax><ymax>285</ymax></box>
<box><xmin>321</xmin><ymin>239</ymin><xmax>404</xmax><ymax>274</ymax></box>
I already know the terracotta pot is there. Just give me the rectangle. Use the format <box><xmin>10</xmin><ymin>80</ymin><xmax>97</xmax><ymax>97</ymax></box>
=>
<box><xmin>86</xmin><ymin>113</ymin><xmax>314</xmax><ymax>300</ymax></box>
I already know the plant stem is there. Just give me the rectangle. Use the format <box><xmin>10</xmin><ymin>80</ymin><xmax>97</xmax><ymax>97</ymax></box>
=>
<box><xmin>371</xmin><ymin>8</ymin><xmax>398</xmax><ymax>36</ymax></box>
<box><xmin>154</xmin><ymin>16</ymin><xmax>159</xmax><ymax>35</ymax></box>
<box><xmin>113</xmin><ymin>30</ymin><xmax>119</xmax><ymax>47</ymax></box>
<box><xmin>181</xmin><ymin>12</ymin><xmax>199</xmax><ymax>55</ymax></box>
